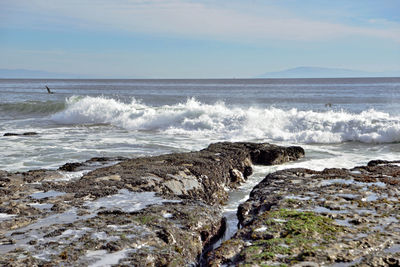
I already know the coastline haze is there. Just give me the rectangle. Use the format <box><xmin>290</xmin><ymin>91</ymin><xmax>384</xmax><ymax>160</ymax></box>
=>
<box><xmin>1</xmin><ymin>66</ymin><xmax>400</xmax><ymax>79</ymax></box>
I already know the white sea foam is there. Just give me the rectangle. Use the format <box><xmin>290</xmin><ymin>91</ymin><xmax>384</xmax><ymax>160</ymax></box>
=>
<box><xmin>51</xmin><ymin>96</ymin><xmax>400</xmax><ymax>144</ymax></box>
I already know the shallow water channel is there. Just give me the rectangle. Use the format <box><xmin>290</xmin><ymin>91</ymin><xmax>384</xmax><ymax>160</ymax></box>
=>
<box><xmin>213</xmin><ymin>165</ymin><xmax>279</xmax><ymax>249</ymax></box>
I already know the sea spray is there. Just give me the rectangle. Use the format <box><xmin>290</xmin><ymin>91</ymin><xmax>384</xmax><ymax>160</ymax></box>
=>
<box><xmin>2</xmin><ymin>78</ymin><xmax>400</xmax><ymax>173</ymax></box>
<box><xmin>50</xmin><ymin>96</ymin><xmax>400</xmax><ymax>144</ymax></box>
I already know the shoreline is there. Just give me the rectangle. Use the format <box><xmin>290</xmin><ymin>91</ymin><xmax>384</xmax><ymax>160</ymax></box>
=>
<box><xmin>1</xmin><ymin>142</ymin><xmax>400</xmax><ymax>266</ymax></box>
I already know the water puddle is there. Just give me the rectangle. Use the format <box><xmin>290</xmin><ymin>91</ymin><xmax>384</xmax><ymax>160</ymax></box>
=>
<box><xmin>0</xmin><ymin>208</ymin><xmax>95</xmax><ymax>254</ymax></box>
<box><xmin>361</xmin><ymin>193</ymin><xmax>379</xmax><ymax>202</ymax></box>
<box><xmin>50</xmin><ymin>170</ymin><xmax>90</xmax><ymax>182</ymax></box>
<box><xmin>366</xmin><ymin>181</ymin><xmax>387</xmax><ymax>188</ymax></box>
<box><xmin>330</xmin><ymin>256</ymin><xmax>363</xmax><ymax>267</ymax></box>
<box><xmin>285</xmin><ymin>195</ymin><xmax>311</xmax><ymax>201</ymax></box>
<box><xmin>85</xmin><ymin>189</ymin><xmax>181</xmax><ymax>212</ymax></box>
<box><xmin>384</xmin><ymin>243</ymin><xmax>400</xmax><ymax>253</ymax></box>
<box><xmin>30</xmin><ymin>190</ymin><xmax>66</xmax><ymax>199</ymax></box>
<box><xmin>91</xmin><ymin>231</ymin><xmax>120</xmax><ymax>242</ymax></box>
<box><xmin>0</xmin><ymin>213</ymin><xmax>16</xmax><ymax>221</ymax></box>
<box><xmin>28</xmin><ymin>203</ymin><xmax>54</xmax><ymax>210</ymax></box>
<box><xmin>84</xmin><ymin>248</ymin><xmax>135</xmax><ymax>267</ymax></box>
<box><xmin>1</xmin><ymin>189</ymin><xmax>182</xmax><ymax>255</ymax></box>
<box><xmin>312</xmin><ymin>206</ymin><xmax>348</xmax><ymax>214</ymax></box>
<box><xmin>335</xmin><ymin>219</ymin><xmax>353</xmax><ymax>227</ymax></box>
<box><xmin>318</xmin><ymin>178</ymin><xmax>386</xmax><ymax>189</ymax></box>
<box><xmin>355</xmin><ymin>209</ymin><xmax>375</xmax><ymax>215</ymax></box>
<box><xmin>318</xmin><ymin>179</ymin><xmax>355</xmax><ymax>187</ymax></box>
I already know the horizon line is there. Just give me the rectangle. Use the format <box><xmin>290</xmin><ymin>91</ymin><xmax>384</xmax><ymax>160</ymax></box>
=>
<box><xmin>1</xmin><ymin>76</ymin><xmax>400</xmax><ymax>80</ymax></box>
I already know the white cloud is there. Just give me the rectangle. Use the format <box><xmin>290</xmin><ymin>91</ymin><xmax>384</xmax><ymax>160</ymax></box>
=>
<box><xmin>2</xmin><ymin>0</ymin><xmax>400</xmax><ymax>43</ymax></box>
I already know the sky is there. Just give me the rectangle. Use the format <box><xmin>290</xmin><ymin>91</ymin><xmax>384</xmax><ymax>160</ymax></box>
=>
<box><xmin>0</xmin><ymin>0</ymin><xmax>400</xmax><ymax>78</ymax></box>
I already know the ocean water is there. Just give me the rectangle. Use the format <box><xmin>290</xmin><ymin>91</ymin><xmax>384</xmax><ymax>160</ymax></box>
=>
<box><xmin>1</xmin><ymin>78</ymin><xmax>400</xmax><ymax>173</ymax></box>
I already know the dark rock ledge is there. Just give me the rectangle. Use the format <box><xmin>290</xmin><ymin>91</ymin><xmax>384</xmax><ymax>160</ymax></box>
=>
<box><xmin>0</xmin><ymin>142</ymin><xmax>303</xmax><ymax>266</ymax></box>
<box><xmin>207</xmin><ymin>161</ymin><xmax>400</xmax><ymax>266</ymax></box>
<box><xmin>3</xmin><ymin>132</ymin><xmax>38</xmax><ymax>137</ymax></box>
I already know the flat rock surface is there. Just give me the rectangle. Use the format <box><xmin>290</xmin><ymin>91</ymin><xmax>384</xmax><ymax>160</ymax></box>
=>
<box><xmin>0</xmin><ymin>142</ymin><xmax>304</xmax><ymax>266</ymax></box>
<box><xmin>207</xmin><ymin>161</ymin><xmax>400</xmax><ymax>266</ymax></box>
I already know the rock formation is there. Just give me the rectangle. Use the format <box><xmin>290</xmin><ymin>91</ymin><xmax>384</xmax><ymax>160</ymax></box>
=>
<box><xmin>207</xmin><ymin>161</ymin><xmax>400</xmax><ymax>266</ymax></box>
<box><xmin>0</xmin><ymin>142</ymin><xmax>304</xmax><ymax>266</ymax></box>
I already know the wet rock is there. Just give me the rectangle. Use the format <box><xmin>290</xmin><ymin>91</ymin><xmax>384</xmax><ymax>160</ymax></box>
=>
<box><xmin>3</xmin><ymin>133</ymin><xmax>19</xmax><ymax>136</ymax></box>
<box><xmin>58</xmin><ymin>156</ymin><xmax>128</xmax><ymax>172</ymax></box>
<box><xmin>22</xmin><ymin>132</ymin><xmax>38</xmax><ymax>136</ymax></box>
<box><xmin>0</xmin><ymin>142</ymin><xmax>302</xmax><ymax>266</ymax></box>
<box><xmin>249</xmin><ymin>145</ymin><xmax>305</xmax><ymax>165</ymax></box>
<box><xmin>3</xmin><ymin>132</ymin><xmax>38</xmax><ymax>136</ymax></box>
<box><xmin>0</xmin><ymin>238</ymin><xmax>15</xmax><ymax>245</ymax></box>
<box><xmin>51</xmin><ymin>142</ymin><xmax>304</xmax><ymax>205</ymax></box>
<box><xmin>19</xmin><ymin>169</ymin><xmax>62</xmax><ymax>183</ymax></box>
<box><xmin>51</xmin><ymin>202</ymin><xmax>69</xmax><ymax>212</ymax></box>
<box><xmin>367</xmin><ymin>159</ymin><xmax>400</xmax><ymax>167</ymax></box>
<box><xmin>207</xmin><ymin>161</ymin><xmax>400</xmax><ymax>266</ymax></box>
<box><xmin>116</xmin><ymin>202</ymin><xmax>226</xmax><ymax>266</ymax></box>
<box><xmin>101</xmin><ymin>241</ymin><xmax>122</xmax><ymax>252</ymax></box>
<box><xmin>59</xmin><ymin>162</ymin><xmax>84</xmax><ymax>172</ymax></box>
<box><xmin>293</xmin><ymin>262</ymin><xmax>319</xmax><ymax>267</ymax></box>
<box><xmin>230</xmin><ymin>168</ymin><xmax>245</xmax><ymax>183</ymax></box>
<box><xmin>44</xmin><ymin>228</ymin><xmax>66</xmax><ymax>238</ymax></box>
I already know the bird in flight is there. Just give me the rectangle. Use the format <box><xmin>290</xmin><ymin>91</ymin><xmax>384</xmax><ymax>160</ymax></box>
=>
<box><xmin>45</xmin><ymin>85</ymin><xmax>54</xmax><ymax>94</ymax></box>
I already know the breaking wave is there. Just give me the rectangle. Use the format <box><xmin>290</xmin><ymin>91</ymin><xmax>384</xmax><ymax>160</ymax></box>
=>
<box><xmin>50</xmin><ymin>96</ymin><xmax>400</xmax><ymax>144</ymax></box>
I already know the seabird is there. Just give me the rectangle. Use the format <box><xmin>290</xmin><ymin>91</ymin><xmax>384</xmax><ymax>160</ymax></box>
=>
<box><xmin>45</xmin><ymin>85</ymin><xmax>54</xmax><ymax>94</ymax></box>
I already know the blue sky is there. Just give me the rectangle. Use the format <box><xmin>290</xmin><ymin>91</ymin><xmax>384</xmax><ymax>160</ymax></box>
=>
<box><xmin>0</xmin><ymin>0</ymin><xmax>399</xmax><ymax>78</ymax></box>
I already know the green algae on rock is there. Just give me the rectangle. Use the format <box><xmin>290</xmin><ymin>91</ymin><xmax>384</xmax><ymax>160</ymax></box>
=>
<box><xmin>209</xmin><ymin>209</ymin><xmax>343</xmax><ymax>266</ymax></box>
<box><xmin>207</xmin><ymin>161</ymin><xmax>400</xmax><ymax>266</ymax></box>
<box><xmin>240</xmin><ymin>209</ymin><xmax>343</xmax><ymax>264</ymax></box>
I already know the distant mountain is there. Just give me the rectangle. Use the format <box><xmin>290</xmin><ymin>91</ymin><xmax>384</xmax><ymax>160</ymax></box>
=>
<box><xmin>257</xmin><ymin>66</ymin><xmax>400</xmax><ymax>78</ymax></box>
<box><xmin>0</xmin><ymin>69</ymin><xmax>80</xmax><ymax>79</ymax></box>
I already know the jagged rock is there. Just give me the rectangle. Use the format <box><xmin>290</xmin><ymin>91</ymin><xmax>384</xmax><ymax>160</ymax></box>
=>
<box><xmin>58</xmin><ymin>156</ymin><xmax>128</xmax><ymax>172</ymax></box>
<box><xmin>0</xmin><ymin>142</ymin><xmax>303</xmax><ymax>266</ymax></box>
<box><xmin>58</xmin><ymin>162</ymin><xmax>84</xmax><ymax>172</ymax></box>
<box><xmin>48</xmin><ymin>142</ymin><xmax>304</xmax><ymax>204</ymax></box>
<box><xmin>207</xmin><ymin>161</ymin><xmax>400</xmax><ymax>266</ymax></box>
<box><xmin>22</xmin><ymin>132</ymin><xmax>38</xmax><ymax>136</ymax></box>
<box><xmin>3</xmin><ymin>132</ymin><xmax>38</xmax><ymax>136</ymax></box>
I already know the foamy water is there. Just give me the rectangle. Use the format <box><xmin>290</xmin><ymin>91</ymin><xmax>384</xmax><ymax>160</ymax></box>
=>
<box><xmin>51</xmin><ymin>96</ymin><xmax>400</xmax><ymax>143</ymax></box>
<box><xmin>1</xmin><ymin>78</ymin><xmax>400</xmax><ymax>171</ymax></box>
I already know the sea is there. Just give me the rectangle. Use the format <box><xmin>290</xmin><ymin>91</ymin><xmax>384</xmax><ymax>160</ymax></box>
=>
<box><xmin>1</xmin><ymin>77</ymin><xmax>400</xmax><ymax>248</ymax></box>
<box><xmin>1</xmin><ymin>78</ymin><xmax>400</xmax><ymax>172</ymax></box>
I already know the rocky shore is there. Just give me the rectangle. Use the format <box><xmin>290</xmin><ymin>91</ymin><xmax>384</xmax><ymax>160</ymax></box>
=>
<box><xmin>0</xmin><ymin>142</ymin><xmax>304</xmax><ymax>266</ymax></box>
<box><xmin>207</xmin><ymin>161</ymin><xmax>400</xmax><ymax>266</ymax></box>
<box><xmin>2</xmin><ymin>141</ymin><xmax>399</xmax><ymax>266</ymax></box>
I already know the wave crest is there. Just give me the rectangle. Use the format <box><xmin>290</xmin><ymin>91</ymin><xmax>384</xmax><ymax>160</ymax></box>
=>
<box><xmin>50</xmin><ymin>96</ymin><xmax>400</xmax><ymax>144</ymax></box>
